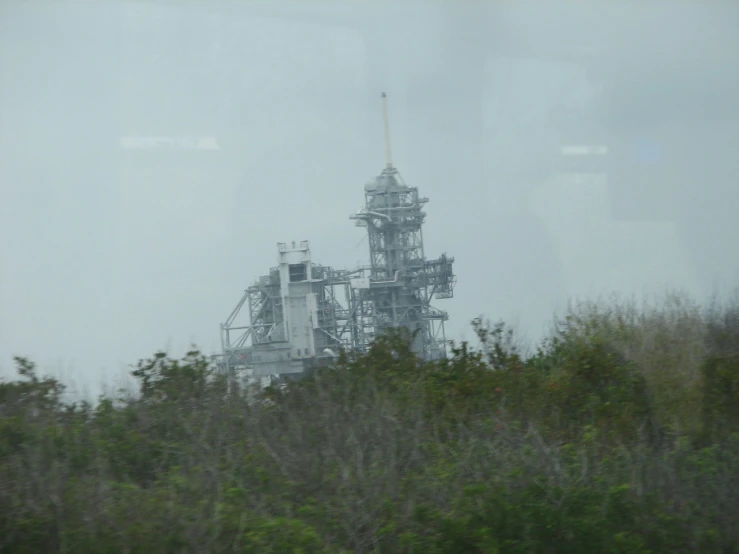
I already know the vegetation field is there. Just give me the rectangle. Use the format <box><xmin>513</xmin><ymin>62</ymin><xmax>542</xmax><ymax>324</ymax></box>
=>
<box><xmin>2</xmin><ymin>292</ymin><xmax>738</xmax><ymax>553</ymax></box>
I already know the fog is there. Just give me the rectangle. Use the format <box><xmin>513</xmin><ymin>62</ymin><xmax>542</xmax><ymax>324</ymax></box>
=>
<box><xmin>1</xmin><ymin>0</ymin><xmax>738</xmax><ymax>392</ymax></box>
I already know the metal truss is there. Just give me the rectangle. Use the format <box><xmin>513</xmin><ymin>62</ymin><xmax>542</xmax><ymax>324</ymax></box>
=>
<box><xmin>349</xmin><ymin>164</ymin><xmax>455</xmax><ymax>360</ymax></box>
<box><xmin>217</xmin><ymin>94</ymin><xmax>455</xmax><ymax>376</ymax></box>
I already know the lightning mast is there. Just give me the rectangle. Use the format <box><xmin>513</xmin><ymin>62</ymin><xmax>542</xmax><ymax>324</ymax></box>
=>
<box><xmin>382</xmin><ymin>92</ymin><xmax>394</xmax><ymax>169</ymax></box>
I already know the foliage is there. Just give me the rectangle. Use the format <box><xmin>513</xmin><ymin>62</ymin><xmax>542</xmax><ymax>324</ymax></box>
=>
<box><xmin>701</xmin><ymin>355</ymin><xmax>739</xmax><ymax>440</ymax></box>
<box><xmin>1</xmin><ymin>294</ymin><xmax>739</xmax><ymax>552</ymax></box>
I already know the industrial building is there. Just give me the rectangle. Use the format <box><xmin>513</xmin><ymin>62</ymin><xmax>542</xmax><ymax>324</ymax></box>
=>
<box><xmin>216</xmin><ymin>94</ymin><xmax>455</xmax><ymax>380</ymax></box>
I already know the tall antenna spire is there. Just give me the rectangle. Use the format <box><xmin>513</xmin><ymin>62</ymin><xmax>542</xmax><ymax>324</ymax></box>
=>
<box><xmin>381</xmin><ymin>92</ymin><xmax>394</xmax><ymax>169</ymax></box>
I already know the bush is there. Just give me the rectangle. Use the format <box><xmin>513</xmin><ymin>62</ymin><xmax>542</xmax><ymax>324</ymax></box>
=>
<box><xmin>701</xmin><ymin>355</ymin><xmax>739</xmax><ymax>440</ymax></box>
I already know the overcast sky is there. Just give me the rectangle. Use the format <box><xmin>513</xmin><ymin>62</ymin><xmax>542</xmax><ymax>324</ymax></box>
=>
<box><xmin>1</xmin><ymin>0</ymin><xmax>738</xmax><ymax>394</ymax></box>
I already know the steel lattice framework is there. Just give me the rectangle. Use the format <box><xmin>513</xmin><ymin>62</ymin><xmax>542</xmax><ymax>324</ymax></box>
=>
<box><xmin>349</xmin><ymin>164</ymin><xmax>454</xmax><ymax>359</ymax></box>
<box><xmin>216</xmin><ymin>94</ymin><xmax>455</xmax><ymax>379</ymax></box>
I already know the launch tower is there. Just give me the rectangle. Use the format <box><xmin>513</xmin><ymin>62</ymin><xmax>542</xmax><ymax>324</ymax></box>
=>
<box><xmin>349</xmin><ymin>93</ymin><xmax>454</xmax><ymax>359</ymax></box>
<box><xmin>217</xmin><ymin>94</ymin><xmax>455</xmax><ymax>379</ymax></box>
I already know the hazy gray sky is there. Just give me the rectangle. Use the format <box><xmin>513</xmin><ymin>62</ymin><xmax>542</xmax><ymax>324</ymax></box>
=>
<box><xmin>1</xmin><ymin>0</ymin><xmax>738</xmax><ymax>392</ymax></box>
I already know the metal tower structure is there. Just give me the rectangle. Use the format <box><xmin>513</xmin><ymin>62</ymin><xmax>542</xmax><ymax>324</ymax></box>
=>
<box><xmin>349</xmin><ymin>92</ymin><xmax>454</xmax><ymax>359</ymax></box>
<box><xmin>216</xmin><ymin>94</ymin><xmax>455</xmax><ymax>379</ymax></box>
<box><xmin>218</xmin><ymin>240</ymin><xmax>362</xmax><ymax>377</ymax></box>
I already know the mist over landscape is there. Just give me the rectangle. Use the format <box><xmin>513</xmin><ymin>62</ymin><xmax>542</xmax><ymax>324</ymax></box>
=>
<box><xmin>1</xmin><ymin>0</ymin><xmax>738</xmax><ymax>388</ymax></box>
<box><xmin>3</xmin><ymin>2</ymin><xmax>739</xmax><ymax>551</ymax></box>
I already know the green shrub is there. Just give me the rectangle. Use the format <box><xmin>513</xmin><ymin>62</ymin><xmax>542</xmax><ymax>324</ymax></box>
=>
<box><xmin>546</xmin><ymin>333</ymin><xmax>654</xmax><ymax>442</ymax></box>
<box><xmin>701</xmin><ymin>355</ymin><xmax>739</xmax><ymax>439</ymax></box>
